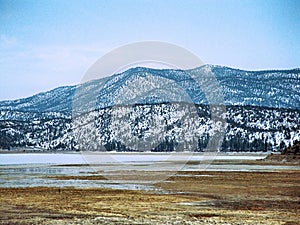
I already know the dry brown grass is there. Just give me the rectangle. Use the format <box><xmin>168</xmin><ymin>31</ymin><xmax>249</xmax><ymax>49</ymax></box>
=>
<box><xmin>0</xmin><ymin>170</ymin><xmax>299</xmax><ymax>224</ymax></box>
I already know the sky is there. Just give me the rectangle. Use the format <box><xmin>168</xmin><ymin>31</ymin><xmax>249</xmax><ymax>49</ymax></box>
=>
<box><xmin>0</xmin><ymin>0</ymin><xmax>299</xmax><ymax>100</ymax></box>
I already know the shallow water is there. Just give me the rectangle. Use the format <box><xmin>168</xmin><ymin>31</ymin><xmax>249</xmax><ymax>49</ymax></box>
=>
<box><xmin>0</xmin><ymin>152</ymin><xmax>298</xmax><ymax>190</ymax></box>
<box><xmin>0</xmin><ymin>164</ymin><xmax>168</xmax><ymax>192</ymax></box>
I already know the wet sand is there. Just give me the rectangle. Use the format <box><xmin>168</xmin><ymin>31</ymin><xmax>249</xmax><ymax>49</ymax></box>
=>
<box><xmin>0</xmin><ymin>162</ymin><xmax>299</xmax><ymax>224</ymax></box>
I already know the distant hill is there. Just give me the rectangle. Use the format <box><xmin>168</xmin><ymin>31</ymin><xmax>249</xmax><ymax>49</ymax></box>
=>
<box><xmin>0</xmin><ymin>65</ymin><xmax>299</xmax><ymax>152</ymax></box>
<box><xmin>281</xmin><ymin>140</ymin><xmax>300</xmax><ymax>155</ymax></box>
<box><xmin>265</xmin><ymin>140</ymin><xmax>300</xmax><ymax>163</ymax></box>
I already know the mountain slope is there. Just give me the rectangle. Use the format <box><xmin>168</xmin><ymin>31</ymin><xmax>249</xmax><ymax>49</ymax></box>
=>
<box><xmin>1</xmin><ymin>103</ymin><xmax>299</xmax><ymax>152</ymax></box>
<box><xmin>0</xmin><ymin>65</ymin><xmax>299</xmax><ymax>115</ymax></box>
<box><xmin>0</xmin><ymin>65</ymin><xmax>299</xmax><ymax>152</ymax></box>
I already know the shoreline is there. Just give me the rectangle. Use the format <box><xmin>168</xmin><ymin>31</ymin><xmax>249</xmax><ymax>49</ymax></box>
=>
<box><xmin>0</xmin><ymin>149</ymin><xmax>273</xmax><ymax>154</ymax></box>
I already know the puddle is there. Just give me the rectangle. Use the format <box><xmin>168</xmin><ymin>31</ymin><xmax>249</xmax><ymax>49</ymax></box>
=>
<box><xmin>178</xmin><ymin>200</ymin><xmax>217</xmax><ymax>207</ymax></box>
<box><xmin>178</xmin><ymin>202</ymin><xmax>205</xmax><ymax>206</ymax></box>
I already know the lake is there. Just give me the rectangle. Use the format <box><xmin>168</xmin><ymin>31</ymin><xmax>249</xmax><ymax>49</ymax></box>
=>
<box><xmin>1</xmin><ymin>152</ymin><xmax>299</xmax><ymax>190</ymax></box>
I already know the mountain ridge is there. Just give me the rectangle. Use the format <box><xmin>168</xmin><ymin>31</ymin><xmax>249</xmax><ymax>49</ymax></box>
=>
<box><xmin>1</xmin><ymin>64</ymin><xmax>299</xmax><ymax>151</ymax></box>
<box><xmin>1</xmin><ymin>64</ymin><xmax>299</xmax><ymax>113</ymax></box>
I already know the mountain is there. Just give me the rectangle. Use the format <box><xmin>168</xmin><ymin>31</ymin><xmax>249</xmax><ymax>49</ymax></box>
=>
<box><xmin>1</xmin><ymin>65</ymin><xmax>299</xmax><ymax>113</ymax></box>
<box><xmin>0</xmin><ymin>65</ymin><xmax>299</xmax><ymax>152</ymax></box>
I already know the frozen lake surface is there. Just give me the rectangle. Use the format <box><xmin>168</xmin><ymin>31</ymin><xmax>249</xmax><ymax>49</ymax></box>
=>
<box><xmin>0</xmin><ymin>152</ymin><xmax>266</xmax><ymax>165</ymax></box>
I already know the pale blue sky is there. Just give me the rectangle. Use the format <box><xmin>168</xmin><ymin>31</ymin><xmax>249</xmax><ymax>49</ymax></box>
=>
<box><xmin>0</xmin><ymin>0</ymin><xmax>299</xmax><ymax>100</ymax></box>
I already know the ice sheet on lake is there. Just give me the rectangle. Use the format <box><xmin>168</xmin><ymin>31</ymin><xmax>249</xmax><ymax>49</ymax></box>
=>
<box><xmin>0</xmin><ymin>153</ymin><xmax>267</xmax><ymax>165</ymax></box>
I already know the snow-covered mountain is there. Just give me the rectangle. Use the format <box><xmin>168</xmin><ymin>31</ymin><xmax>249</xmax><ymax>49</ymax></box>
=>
<box><xmin>0</xmin><ymin>65</ymin><xmax>299</xmax><ymax>151</ymax></box>
<box><xmin>1</xmin><ymin>65</ymin><xmax>299</xmax><ymax>113</ymax></box>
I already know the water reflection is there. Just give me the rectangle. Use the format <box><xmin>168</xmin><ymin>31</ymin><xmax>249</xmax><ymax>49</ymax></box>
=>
<box><xmin>0</xmin><ymin>164</ymin><xmax>166</xmax><ymax>192</ymax></box>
